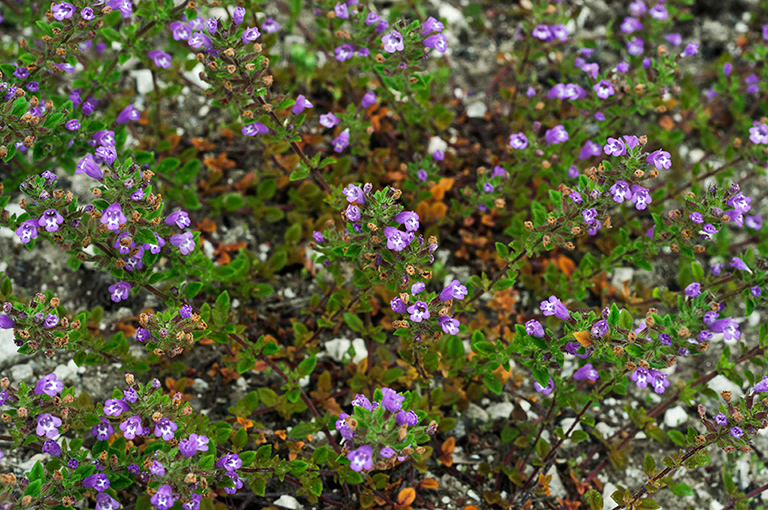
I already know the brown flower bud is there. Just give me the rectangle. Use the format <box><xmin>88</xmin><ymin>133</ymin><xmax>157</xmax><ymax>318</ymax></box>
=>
<box><xmin>18</xmin><ymin>407</ymin><xmax>28</xmax><ymax>418</ymax></box>
<box><xmin>637</xmin><ymin>360</ymin><xmax>650</xmax><ymax>370</ymax></box>
<box><xmin>721</xmin><ymin>391</ymin><xmax>732</xmax><ymax>402</ymax></box>
<box><xmin>152</xmin><ymin>412</ymin><xmax>163</xmax><ymax>422</ymax></box>
<box><xmin>613</xmin><ymin>345</ymin><xmax>624</xmax><ymax>356</ymax></box>
<box><xmin>625</xmin><ymin>362</ymin><xmax>637</xmax><ymax>371</ymax></box>
<box><xmin>524</xmin><ymin>221</ymin><xmax>534</xmax><ymax>230</ymax></box>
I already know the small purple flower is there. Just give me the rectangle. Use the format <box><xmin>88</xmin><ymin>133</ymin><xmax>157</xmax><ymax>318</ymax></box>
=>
<box><xmin>188</xmin><ymin>31</ymin><xmax>213</xmax><ymax>49</ymax></box>
<box><xmin>421</xmin><ymin>16</ymin><xmax>444</xmax><ymax>35</ymax></box>
<box><xmin>620</xmin><ymin>16</ymin><xmax>643</xmax><ymax>33</ymax></box>
<box><xmin>627</xmin><ymin>37</ymin><xmax>644</xmax><ymax>56</ymax></box>
<box><xmin>320</xmin><ymin>113</ymin><xmax>339</xmax><ymax>128</ymax></box>
<box><xmin>217</xmin><ymin>453</ymin><xmax>242</xmax><ymax>471</ymax></box>
<box><xmin>525</xmin><ymin>319</ymin><xmax>545</xmax><ymax>338</ymax></box>
<box><xmin>649</xmin><ymin>4</ymin><xmax>668</xmax><ymax>20</ymax></box>
<box><xmin>540</xmin><ymin>296</ymin><xmax>569</xmax><ymax>320</ymax></box>
<box><xmin>703</xmin><ymin>311</ymin><xmax>719</xmax><ymax>326</ymax></box>
<box><xmin>103</xmin><ymin>398</ymin><xmax>129</xmax><ymax>417</ymax></box>
<box><xmin>205</xmin><ymin>18</ymin><xmax>217</xmax><ymax>35</ymax></box>
<box><xmin>396</xmin><ymin>410</ymin><xmax>419</xmax><ymax>426</ymax></box>
<box><xmin>544</xmin><ymin>125</ymin><xmax>569</xmax><ymax>145</ymax></box>
<box><xmin>390</xmin><ymin>296</ymin><xmax>407</xmax><ymax>314</ymax></box>
<box><xmin>573</xmin><ymin>364</ymin><xmax>599</xmax><ymax>382</ymax></box>
<box><xmin>151</xmin><ymin>485</ymin><xmax>176</xmax><ymax>510</ymax></box>
<box><xmin>241</xmin><ymin>122</ymin><xmax>269</xmax><ymax>136</ymax></box>
<box><xmin>424</xmin><ymin>34</ymin><xmax>448</xmax><ymax>53</ymax></box>
<box><xmin>417</xmin><ymin>169</ymin><xmax>428</xmax><ymax>181</ymax></box>
<box><xmin>365</xmin><ymin>12</ymin><xmax>380</xmax><ymax>26</ymax></box>
<box><xmin>91</xmin><ymin>418</ymin><xmax>114</xmax><ymax>441</ymax></box>
<box><xmin>101</xmin><ymin>203</ymin><xmax>126</xmax><ymax>231</ymax></box>
<box><xmin>65</xmin><ymin>119</ymin><xmax>81</xmax><ymax>131</ymax></box>
<box><xmin>591</xmin><ymin>320</ymin><xmax>609</xmax><ymax>338</ymax></box>
<box><xmin>752</xmin><ymin>377</ymin><xmax>768</xmax><ymax>392</ymax></box>
<box><xmin>15</xmin><ymin>219</ymin><xmax>39</xmax><ymax>244</ymax></box>
<box><xmin>609</xmin><ymin>181</ymin><xmax>631</xmax><ymax>203</ymax></box>
<box><xmin>630</xmin><ymin>185</ymin><xmax>652</xmax><ymax>210</ymax></box>
<box><xmin>604</xmin><ymin>137</ymin><xmax>626</xmax><ymax>157</ymax></box>
<box><xmin>579</xmin><ymin>140</ymin><xmax>602</xmax><ymax>160</ymax></box>
<box><xmin>509</xmin><ymin>132</ymin><xmax>528</xmax><ymax>149</ymax></box>
<box><xmin>532</xmin><ymin>25</ymin><xmax>551</xmax><ymax>40</ymax></box>
<box><xmin>647</xmin><ymin>150</ymin><xmax>671</xmax><ymax>170</ymax></box>
<box><xmin>751</xmin><ymin>286</ymin><xmax>761</xmax><ymax>298</ymax></box>
<box><xmin>342</xmin><ymin>184</ymin><xmax>366</xmax><ymax>205</ymax></box>
<box><xmin>170</xmin><ymin>21</ymin><xmax>191</xmax><ymax>41</ymax></box>
<box><xmin>233</xmin><ymin>7</ymin><xmax>245</xmax><ymax>25</ymax></box>
<box><xmin>334</xmin><ymin>44</ymin><xmax>355</xmax><ymax>62</ymax></box>
<box><xmin>34</xmin><ymin>374</ymin><xmax>64</xmax><ymax>397</ymax></box>
<box><xmin>242</xmin><ymin>26</ymin><xmax>261</xmax><ymax>43</ymax></box>
<box><xmin>714</xmin><ymin>412</ymin><xmax>728</xmax><ymax>425</ymax></box>
<box><xmin>383</xmin><ymin>227</ymin><xmax>413</xmax><ymax>252</ymax></box>
<box><xmin>690</xmin><ymin>212</ymin><xmax>703</xmax><ymax>223</ymax></box>
<box><xmin>745</xmin><ymin>215</ymin><xmax>762</xmax><ymax>230</ymax></box>
<box><xmin>346</xmin><ymin>204</ymin><xmax>361</xmax><ymax>222</ymax></box>
<box><xmin>292</xmin><ymin>94</ymin><xmax>313</xmax><ymax>115</ymax></box>
<box><xmin>262</xmin><ymin>17</ymin><xmax>280</xmax><ymax>33</ymax></box>
<box><xmin>83</xmin><ymin>473</ymin><xmax>110</xmax><ymax>492</ymax></box>
<box><xmin>96</xmin><ymin>494</ymin><xmax>119</xmax><ymax>510</ymax></box>
<box><xmin>52</xmin><ymin>2</ymin><xmax>75</xmax><ymax>20</ymax></box>
<box><xmin>380</xmin><ymin>447</ymin><xmax>396</xmax><ymax>458</ymax></box>
<box><xmin>44</xmin><ymin>314</ymin><xmax>59</xmax><ymax>328</ymax></box>
<box><xmin>730</xmin><ymin>427</ymin><xmax>744</xmax><ymax>439</ymax></box>
<box><xmin>438</xmin><ymin>316</ymin><xmax>460</xmax><ymax>335</ymax></box>
<box><xmin>411</xmin><ymin>282</ymin><xmax>425</xmax><ymax>294</ymax></box>
<box><xmin>362</xmin><ymin>91</ymin><xmax>377</xmax><ymax>108</ymax></box>
<box><xmin>729</xmin><ymin>257</ymin><xmax>749</xmax><ymax>272</ymax></box>
<box><xmin>116</xmin><ymin>104</ymin><xmax>140</xmax><ymax>124</ymax></box>
<box><xmin>681</xmin><ymin>42</ymin><xmax>698</xmax><ymax>57</ymax></box>
<box><xmin>710</xmin><ymin>317</ymin><xmax>741</xmax><ymax>344</ymax></box>
<box><xmin>684</xmin><ymin>283</ymin><xmax>701</xmax><ymax>298</ymax></box>
<box><xmin>382</xmin><ymin>30</ymin><xmax>404</xmax><ymax>53</ymax></box>
<box><xmin>351</xmin><ymin>394</ymin><xmax>373</xmax><ymax>411</ymax></box>
<box><xmin>170</xmin><ymin>232</ymin><xmax>195</xmax><ymax>255</ymax></box>
<box><xmin>334</xmin><ymin>3</ymin><xmax>349</xmax><ymax>19</ymax></box>
<box><xmin>42</xmin><ymin>440</ymin><xmax>61</xmax><ymax>457</ymax></box>
<box><xmin>407</xmin><ymin>301</ymin><xmax>430</xmax><ymax>323</ymax></box>
<box><xmin>332</xmin><ymin>129</ymin><xmax>350</xmax><ymax>153</ymax></box>
<box><xmin>347</xmin><ymin>445</ymin><xmax>373</xmax><ymax>472</ymax></box>
<box><xmin>381</xmin><ymin>387</ymin><xmax>405</xmax><ymax>413</ymax></box>
<box><xmin>335</xmin><ymin>412</ymin><xmax>354</xmax><ymax>440</ymax></box>
<box><xmin>179</xmin><ymin>304</ymin><xmax>193</xmax><ymax>319</ymax></box>
<box><xmin>394</xmin><ymin>211</ymin><xmax>420</xmax><ymax>231</ymax></box>
<box><xmin>107</xmin><ymin>282</ymin><xmax>131</xmax><ymax>303</ymax></box>
<box><xmin>723</xmin><ymin>62</ymin><xmax>732</xmax><ymax>76</ymax></box>
<box><xmin>36</xmin><ymin>414</ymin><xmax>63</xmax><ymax>439</ymax></box>
<box><xmin>154</xmin><ymin>418</ymin><xmax>178</xmax><ymax>441</ymax></box>
<box><xmin>711</xmin><ymin>263</ymin><xmax>723</xmax><ymax>276</ymax></box>
<box><xmin>534</xmin><ymin>378</ymin><xmax>555</xmax><ymax>395</ymax></box>
<box><xmin>164</xmin><ymin>211</ymin><xmax>191</xmax><ymax>229</ymax></box>
<box><xmin>550</xmin><ymin>24</ymin><xmax>568</xmax><ymax>41</ymax></box>
<box><xmin>439</xmin><ymin>279</ymin><xmax>468</xmax><ymax>301</ymax></box>
<box><xmin>150</xmin><ymin>460</ymin><xmax>165</xmax><ymax>477</ymax></box>
<box><xmin>148</xmin><ymin>50</ymin><xmax>172</xmax><ymax>68</ymax></box>
<box><xmin>313</xmin><ymin>231</ymin><xmax>325</xmax><ymax>243</ymax></box>
<box><xmin>38</xmin><ymin>209</ymin><xmax>64</xmax><ymax>233</ymax></box>
<box><xmin>594</xmin><ymin>80</ymin><xmax>615</xmax><ymax>99</ymax></box>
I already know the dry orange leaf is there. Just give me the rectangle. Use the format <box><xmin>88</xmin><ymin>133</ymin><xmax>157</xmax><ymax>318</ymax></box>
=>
<box><xmin>420</xmin><ymin>478</ymin><xmax>439</xmax><ymax>489</ymax></box>
<box><xmin>275</xmin><ymin>430</ymin><xmax>287</xmax><ymax>440</ymax></box>
<box><xmin>192</xmin><ymin>137</ymin><xmax>214</xmax><ymax>151</ymax></box>
<box><xmin>237</xmin><ymin>416</ymin><xmax>253</xmax><ymax>430</ymax></box>
<box><xmin>441</xmin><ymin>437</ymin><xmax>456</xmax><ymax>455</ymax></box>
<box><xmin>429</xmin><ymin>177</ymin><xmax>455</xmax><ymax>201</ymax></box>
<box><xmin>204</xmin><ymin>153</ymin><xmax>236</xmax><ymax>172</ymax></box>
<box><xmin>198</xmin><ymin>218</ymin><xmax>217</xmax><ymax>233</ymax></box>
<box><xmin>572</xmin><ymin>331</ymin><xmax>593</xmax><ymax>348</ymax></box>
<box><xmin>556</xmin><ymin>254</ymin><xmax>576</xmax><ymax>277</ymax></box>
<box><xmin>397</xmin><ymin>488</ymin><xmax>416</xmax><ymax>506</ymax></box>
<box><xmin>658</xmin><ymin>115</ymin><xmax>674</xmax><ymax>131</ymax></box>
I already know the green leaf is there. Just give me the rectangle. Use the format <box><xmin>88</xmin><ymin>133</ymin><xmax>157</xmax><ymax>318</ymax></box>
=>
<box><xmin>669</xmin><ymin>483</ymin><xmax>693</xmax><ymax>497</ymax></box>
<box><xmin>571</xmin><ymin>430</ymin><xmax>589</xmax><ymax>443</ymax></box>
<box><xmin>635</xmin><ymin>498</ymin><xmax>660</xmax><ymax>509</ymax></box>
<box><xmin>290</xmin><ymin>164</ymin><xmax>309</xmax><ymax>181</ymax></box>
<box><xmin>184</xmin><ymin>282</ymin><xmax>203</xmax><ymax>298</ymax></box>
<box><xmin>532</xmin><ymin>367</ymin><xmax>550</xmax><ymax>388</ymax></box>
<box><xmin>298</xmin><ymin>356</ymin><xmax>317</xmax><ymax>377</ymax></box>
<box><xmin>586</xmin><ymin>490</ymin><xmax>603</xmax><ymax>510</ymax></box>
<box><xmin>24</xmin><ymin>479</ymin><xmax>42</xmax><ymax>497</ymax></box>
<box><xmin>643</xmin><ymin>453</ymin><xmax>656</xmax><ymax>476</ymax></box>
<box><xmin>668</xmin><ymin>430</ymin><xmax>686</xmax><ymax>446</ymax></box>
<box><xmin>381</xmin><ymin>368</ymin><xmax>404</xmax><ymax>384</ymax></box>
<box><xmin>619</xmin><ymin>309</ymin><xmax>633</xmax><ymax>329</ymax></box>
<box><xmin>28</xmin><ymin>461</ymin><xmax>45</xmax><ymax>482</ymax></box>
<box><xmin>496</xmin><ymin>242</ymin><xmax>509</xmax><ymax>258</ymax></box>
<box><xmin>100</xmin><ymin>27</ymin><xmax>122</xmax><ymax>42</ymax></box>
<box><xmin>232</xmin><ymin>427</ymin><xmax>248</xmax><ymax>450</ymax></box>
<box><xmin>176</xmin><ymin>160</ymin><xmax>200</xmax><ymax>184</ymax></box>
<box><xmin>11</xmin><ymin>97</ymin><xmax>29</xmax><ymax>117</ymax></box>
<box><xmin>288</xmin><ymin>421</ymin><xmax>314</xmax><ymax>439</ymax></box>
<box><xmin>237</xmin><ymin>357</ymin><xmax>254</xmax><ymax>374</ymax></box>
<box><xmin>222</xmin><ymin>193</ymin><xmax>246</xmax><ymax>211</ymax></box>
<box><xmin>483</xmin><ymin>373</ymin><xmax>503</xmax><ymax>395</ymax></box>
<box><xmin>343</xmin><ymin>312</ymin><xmax>365</xmax><ymax>333</ymax></box>
<box><xmin>156</xmin><ymin>157</ymin><xmax>180</xmax><ymax>174</ymax></box>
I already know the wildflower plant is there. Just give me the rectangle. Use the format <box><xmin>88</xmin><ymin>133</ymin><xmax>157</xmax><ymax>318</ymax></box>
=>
<box><xmin>0</xmin><ymin>0</ymin><xmax>768</xmax><ymax>509</ymax></box>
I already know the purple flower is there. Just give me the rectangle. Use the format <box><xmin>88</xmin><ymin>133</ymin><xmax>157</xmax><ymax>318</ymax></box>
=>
<box><xmin>34</xmin><ymin>374</ymin><xmax>64</xmax><ymax>397</ymax></box>
<box><xmin>151</xmin><ymin>485</ymin><xmax>176</xmax><ymax>510</ymax></box>
<box><xmin>383</xmin><ymin>227</ymin><xmax>413</xmax><ymax>252</ymax></box>
<box><xmin>609</xmin><ymin>181</ymin><xmax>631</xmax><ymax>203</ymax></box>
<box><xmin>540</xmin><ymin>296</ymin><xmax>569</xmax><ymax>320</ymax></box>
<box><xmin>242</xmin><ymin>26</ymin><xmax>261</xmax><ymax>43</ymax></box>
<box><xmin>729</xmin><ymin>257</ymin><xmax>749</xmax><ymax>272</ymax></box>
<box><xmin>365</xmin><ymin>12</ymin><xmax>380</xmax><ymax>26</ymax></box>
<box><xmin>100</xmin><ymin>203</ymin><xmax>126</xmax><ymax>231</ymax></box>
<box><xmin>106</xmin><ymin>0</ymin><xmax>133</xmax><ymax>18</ymax></box>
<box><xmin>170</xmin><ymin>232</ymin><xmax>195</xmax><ymax>255</ymax></box>
<box><xmin>105</xmin><ymin>282</ymin><xmax>130</xmax><ymax>303</ymax></box>
<box><xmin>352</xmin><ymin>394</ymin><xmax>374</xmax><ymax>411</ymax></box>
<box><xmin>178</xmin><ymin>304</ymin><xmax>193</xmax><ymax>319</ymax></box>
<box><xmin>421</xmin><ymin>16</ymin><xmax>444</xmax><ymax>35</ymax></box>
<box><xmin>407</xmin><ymin>301</ymin><xmax>430</xmax><ymax>323</ymax></box>
<box><xmin>117</xmin><ymin>104</ymin><xmax>140</xmax><ymax>124</ymax></box>
<box><xmin>594</xmin><ymin>80</ymin><xmax>615</xmax><ymax>99</ymax></box>
<box><xmin>42</xmin><ymin>440</ymin><xmax>61</xmax><ymax>457</ymax></box>
<box><xmin>604</xmin><ymin>137</ymin><xmax>626</xmax><ymax>157</ymax></box>
<box><xmin>424</xmin><ymin>34</ymin><xmax>448</xmax><ymax>53</ymax></box>
<box><xmin>217</xmin><ymin>453</ymin><xmax>242</xmax><ymax>471</ymax></box>
<box><xmin>417</xmin><ymin>169</ymin><xmax>428</xmax><ymax>181</ymax></box>
<box><xmin>390</xmin><ymin>297</ymin><xmax>406</xmax><ymax>314</ymax></box>
<box><xmin>752</xmin><ymin>377</ymin><xmax>768</xmax><ymax>392</ymax></box>
<box><xmin>631</xmin><ymin>367</ymin><xmax>653</xmax><ymax>388</ymax></box>
<box><xmin>170</xmin><ymin>21</ymin><xmax>191</xmax><ymax>41</ymax></box>
<box><xmin>103</xmin><ymin>398</ymin><xmax>129</xmax><ymax>417</ymax></box>
<box><xmin>36</xmin><ymin>414</ymin><xmax>62</xmax><ymax>439</ymax></box>
<box><xmin>292</xmin><ymin>94</ymin><xmax>313</xmax><ymax>115</ymax></box>
<box><xmin>550</xmin><ymin>24</ymin><xmax>568</xmax><ymax>41</ymax></box>
<box><xmin>438</xmin><ymin>316</ymin><xmax>460</xmax><ymax>335</ymax></box>
<box><xmin>358</xmin><ymin>92</ymin><xmax>376</xmax><ymax>110</ymax></box>
<box><xmin>143</xmin><ymin>233</ymin><xmax>166</xmax><ymax>254</ymax></box>
<box><xmin>319</xmin><ymin>112</ymin><xmax>340</xmax><ymax>128</ymax></box>
<box><xmin>334</xmin><ymin>44</ymin><xmax>355</xmax><ymax>61</ymax></box>
<box><xmin>381</xmin><ymin>387</ymin><xmax>404</xmax><ymax>412</ymax></box>
<box><xmin>684</xmin><ymin>283</ymin><xmax>701</xmax><ymax>298</ymax></box>
<box><xmin>233</xmin><ymin>7</ymin><xmax>245</xmax><ymax>25</ymax></box>
<box><xmin>396</xmin><ymin>410</ymin><xmax>419</xmax><ymax>426</ymax></box>
<box><xmin>380</xmin><ymin>447</ymin><xmax>396</xmax><ymax>458</ymax></box>
<box><xmin>689</xmin><ymin>212</ymin><xmax>703</xmax><ymax>223</ymax></box>
<box><xmin>96</xmin><ymin>494</ymin><xmax>119</xmax><ymax>510</ymax></box>
<box><xmin>14</xmin><ymin>219</ymin><xmax>38</xmax><ymax>244</ymax></box>
<box><xmin>262</xmin><ymin>17</ymin><xmax>280</xmax><ymax>33</ymax></box>
<box><xmin>38</xmin><ymin>209</ymin><xmax>64</xmax><ymax>233</ymax></box>
<box><xmin>241</xmin><ymin>122</ymin><xmax>269</xmax><ymax>136</ymax></box>
<box><xmin>65</xmin><ymin>119</ymin><xmax>81</xmax><ymax>131</ymax></box>
<box><xmin>620</xmin><ymin>16</ymin><xmax>643</xmax><ymax>33</ymax></box>
<box><xmin>630</xmin><ymin>185</ymin><xmax>651</xmax><ymax>210</ymax></box>
<box><xmin>579</xmin><ymin>140</ymin><xmax>602</xmax><ymax>160</ymax></box>
<box><xmin>629</xmin><ymin>1</ymin><xmax>647</xmax><ymax>16</ymax></box>
<box><xmin>342</xmin><ymin>184</ymin><xmax>366</xmax><ymax>205</ymax></box>
<box><xmin>682</xmin><ymin>42</ymin><xmax>699</xmax><ymax>57</ymax></box>
<box><xmin>150</xmin><ymin>460</ymin><xmax>165</xmax><ymax>477</ymax></box>
<box><xmin>334</xmin><ymin>3</ymin><xmax>349</xmax><ymax>19</ymax></box>
<box><xmin>573</xmin><ymin>364</ymin><xmax>599</xmax><ymax>382</ymax></box>
<box><xmin>751</xmin><ymin>286</ymin><xmax>761</xmax><ymax>298</ymax></box>
<box><xmin>730</xmin><ymin>427</ymin><xmax>744</xmax><ymax>439</ymax></box>
<box><xmin>335</xmin><ymin>412</ymin><xmax>354</xmax><ymax>440</ymax></box>
<box><xmin>332</xmin><ymin>129</ymin><xmax>350</xmax><ymax>153</ymax></box>
<box><xmin>393</xmin><ymin>211</ymin><xmax>420</xmax><ymax>231</ymax></box>
<box><xmin>439</xmin><ymin>279</ymin><xmax>468</xmax><ymax>301</ymax></box>
<box><xmin>745</xmin><ymin>215</ymin><xmax>762</xmax><ymax>230</ymax></box>
<box><xmin>509</xmin><ymin>132</ymin><xmax>528</xmax><ymax>149</ymax></box>
<box><xmin>347</xmin><ymin>445</ymin><xmax>373</xmax><ymax>472</ymax></box>
<box><xmin>346</xmin><ymin>204</ymin><xmax>361</xmax><ymax>222</ymax></box>
<box><xmin>83</xmin><ymin>473</ymin><xmax>110</xmax><ymax>492</ymax></box>
<box><xmin>710</xmin><ymin>317</ymin><xmax>741</xmax><ymax>344</ymax></box>
<box><xmin>534</xmin><ymin>378</ymin><xmax>555</xmax><ymax>395</ymax></box>
<box><xmin>91</xmin><ymin>418</ymin><xmax>114</xmax><ymax>441</ymax></box>
<box><xmin>627</xmin><ymin>37</ymin><xmax>644</xmax><ymax>56</ymax></box>
<box><xmin>411</xmin><ymin>282</ymin><xmax>425</xmax><ymax>294</ymax></box>
<box><xmin>164</xmin><ymin>211</ymin><xmax>190</xmax><ymax>229</ymax></box>
<box><xmin>591</xmin><ymin>320</ymin><xmax>609</xmax><ymax>338</ymax></box>
<box><xmin>205</xmin><ymin>18</ymin><xmax>217</xmax><ymax>34</ymax></box>
<box><xmin>650</xmin><ymin>370</ymin><xmax>670</xmax><ymax>394</ymax></box>
<box><xmin>544</xmin><ymin>125</ymin><xmax>569</xmax><ymax>145</ymax></box>
<box><xmin>188</xmin><ymin>31</ymin><xmax>212</xmax><ymax>49</ymax></box>
<box><xmin>313</xmin><ymin>231</ymin><xmax>325</xmax><ymax>243</ymax></box>
<box><xmin>728</xmin><ymin>193</ymin><xmax>752</xmax><ymax>214</ymax></box>
<box><xmin>148</xmin><ymin>50</ymin><xmax>172</xmax><ymax>68</ymax></box>
<box><xmin>647</xmin><ymin>150</ymin><xmax>671</xmax><ymax>170</ymax></box>
<box><xmin>52</xmin><ymin>2</ymin><xmax>75</xmax><ymax>20</ymax></box>
<box><xmin>749</xmin><ymin>123</ymin><xmax>768</xmax><ymax>144</ymax></box>
<box><xmin>532</xmin><ymin>25</ymin><xmax>551</xmax><ymax>40</ymax></box>
<box><xmin>382</xmin><ymin>30</ymin><xmax>404</xmax><ymax>53</ymax></box>
<box><xmin>520</xmin><ymin>321</ymin><xmax>545</xmax><ymax>341</ymax></box>
<box><xmin>649</xmin><ymin>4</ymin><xmax>668</xmax><ymax>19</ymax></box>
<box><xmin>44</xmin><ymin>314</ymin><xmax>59</xmax><ymax>328</ymax></box>
<box><xmin>154</xmin><ymin>418</ymin><xmax>178</xmax><ymax>441</ymax></box>
<box><xmin>714</xmin><ymin>412</ymin><xmax>728</xmax><ymax>425</ymax></box>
